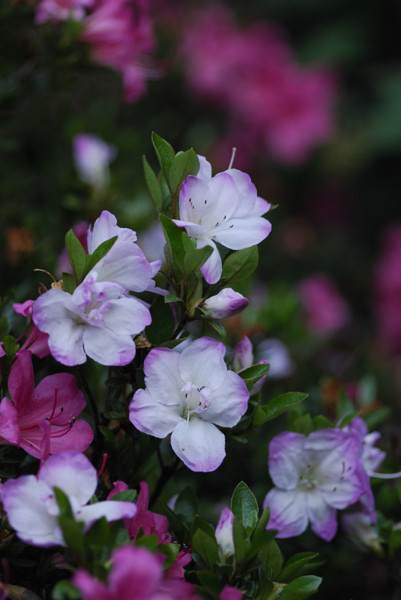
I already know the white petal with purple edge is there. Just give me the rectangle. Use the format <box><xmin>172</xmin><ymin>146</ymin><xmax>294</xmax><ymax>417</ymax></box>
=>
<box><xmin>48</xmin><ymin>319</ymin><xmax>86</xmax><ymax>367</ymax></box>
<box><xmin>306</xmin><ymin>489</ymin><xmax>338</xmax><ymax>541</ymax></box>
<box><xmin>268</xmin><ymin>432</ymin><xmax>307</xmax><ymax>490</ymax></box>
<box><xmin>204</xmin><ymin>371</ymin><xmax>249</xmax><ymax>427</ymax></box>
<box><xmin>38</xmin><ymin>451</ymin><xmax>97</xmax><ymax>507</ymax></box>
<box><xmin>82</xmin><ymin>327</ymin><xmax>136</xmax><ymax>366</ymax></box>
<box><xmin>142</xmin><ymin>348</ymin><xmax>182</xmax><ymax>405</ymax></box>
<box><xmin>77</xmin><ymin>500</ymin><xmax>137</xmax><ymax>528</ymax></box>
<box><xmin>1</xmin><ymin>476</ymin><xmax>63</xmax><ymax>546</ymax></box>
<box><xmin>213</xmin><ymin>217</ymin><xmax>271</xmax><ymax>250</ymax></box>
<box><xmin>178</xmin><ymin>337</ymin><xmax>227</xmax><ymax>390</ymax></box>
<box><xmin>171</xmin><ymin>418</ymin><xmax>226</xmax><ymax>472</ymax></box>
<box><xmin>264</xmin><ymin>488</ymin><xmax>308</xmax><ymax>538</ymax></box>
<box><xmin>129</xmin><ymin>389</ymin><xmax>182</xmax><ymax>438</ymax></box>
<box><xmin>102</xmin><ymin>296</ymin><xmax>151</xmax><ymax>335</ymax></box>
<box><xmin>199</xmin><ymin>239</ymin><xmax>222</xmax><ymax>284</ymax></box>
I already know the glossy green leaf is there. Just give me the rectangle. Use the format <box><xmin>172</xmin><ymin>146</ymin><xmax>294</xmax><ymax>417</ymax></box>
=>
<box><xmin>279</xmin><ymin>552</ymin><xmax>319</xmax><ymax>583</ymax></box>
<box><xmin>84</xmin><ymin>235</ymin><xmax>117</xmax><ymax>275</ymax></box>
<box><xmin>62</xmin><ymin>272</ymin><xmax>76</xmax><ymax>294</ymax></box>
<box><xmin>143</xmin><ymin>155</ymin><xmax>163</xmax><ymax>209</ymax></box>
<box><xmin>263</xmin><ymin>392</ymin><xmax>308</xmax><ymax>422</ymax></box>
<box><xmin>146</xmin><ymin>295</ymin><xmax>175</xmax><ymax>345</ymax></box>
<box><xmin>231</xmin><ymin>482</ymin><xmax>259</xmax><ymax>536</ymax></box>
<box><xmin>159</xmin><ymin>214</ymin><xmax>185</xmax><ymax>270</ymax></box>
<box><xmin>169</xmin><ymin>149</ymin><xmax>200</xmax><ymax>193</ymax></box>
<box><xmin>280</xmin><ymin>575</ymin><xmax>322</xmax><ymax>600</ymax></box>
<box><xmin>192</xmin><ymin>528</ymin><xmax>219</xmax><ymax>567</ymax></box>
<box><xmin>65</xmin><ymin>229</ymin><xmax>86</xmax><ymax>281</ymax></box>
<box><xmin>221</xmin><ymin>247</ymin><xmax>258</xmax><ymax>285</ymax></box>
<box><xmin>238</xmin><ymin>363</ymin><xmax>270</xmax><ymax>391</ymax></box>
<box><xmin>151</xmin><ymin>132</ymin><xmax>175</xmax><ymax>187</ymax></box>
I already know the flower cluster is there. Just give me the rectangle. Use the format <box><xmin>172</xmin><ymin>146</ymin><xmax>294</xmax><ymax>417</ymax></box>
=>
<box><xmin>181</xmin><ymin>7</ymin><xmax>337</xmax><ymax>166</ymax></box>
<box><xmin>35</xmin><ymin>0</ymin><xmax>157</xmax><ymax>102</ymax></box>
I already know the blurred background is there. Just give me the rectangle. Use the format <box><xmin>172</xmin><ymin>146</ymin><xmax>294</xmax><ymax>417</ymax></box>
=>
<box><xmin>2</xmin><ymin>1</ymin><xmax>401</xmax><ymax>597</ymax></box>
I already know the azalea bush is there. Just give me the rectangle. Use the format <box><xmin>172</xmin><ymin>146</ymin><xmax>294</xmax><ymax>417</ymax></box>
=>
<box><xmin>2</xmin><ymin>1</ymin><xmax>401</xmax><ymax>600</ymax></box>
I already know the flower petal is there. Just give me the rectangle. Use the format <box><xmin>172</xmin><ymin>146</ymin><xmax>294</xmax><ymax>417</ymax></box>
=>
<box><xmin>213</xmin><ymin>216</ymin><xmax>271</xmax><ymax>250</ymax></box>
<box><xmin>102</xmin><ymin>296</ymin><xmax>151</xmax><ymax>335</ymax></box>
<box><xmin>306</xmin><ymin>489</ymin><xmax>338</xmax><ymax>541</ymax></box>
<box><xmin>129</xmin><ymin>389</ymin><xmax>182</xmax><ymax>438</ymax></box>
<box><xmin>1</xmin><ymin>476</ymin><xmax>63</xmax><ymax>546</ymax></box>
<box><xmin>264</xmin><ymin>488</ymin><xmax>308</xmax><ymax>538</ymax></box>
<box><xmin>268</xmin><ymin>432</ymin><xmax>307</xmax><ymax>490</ymax></box>
<box><xmin>141</xmin><ymin>348</ymin><xmax>182</xmax><ymax>405</ymax></box>
<box><xmin>171</xmin><ymin>418</ymin><xmax>226</xmax><ymax>472</ymax></box>
<box><xmin>78</xmin><ymin>500</ymin><xmax>137</xmax><ymax>527</ymax></box>
<box><xmin>38</xmin><ymin>451</ymin><xmax>97</xmax><ymax>507</ymax></box>
<box><xmin>204</xmin><ymin>371</ymin><xmax>249</xmax><ymax>427</ymax></box>
<box><xmin>178</xmin><ymin>337</ymin><xmax>227</xmax><ymax>390</ymax></box>
<box><xmin>82</xmin><ymin>326</ymin><xmax>136</xmax><ymax>366</ymax></box>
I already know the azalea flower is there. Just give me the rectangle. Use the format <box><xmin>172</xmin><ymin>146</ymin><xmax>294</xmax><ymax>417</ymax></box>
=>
<box><xmin>0</xmin><ymin>350</ymin><xmax>93</xmax><ymax>460</ymax></box>
<box><xmin>232</xmin><ymin>336</ymin><xmax>269</xmax><ymax>395</ymax></box>
<box><xmin>32</xmin><ymin>273</ymin><xmax>151</xmax><ymax>366</ymax></box>
<box><xmin>173</xmin><ymin>157</ymin><xmax>271</xmax><ymax>284</ymax></box>
<box><xmin>73</xmin><ymin>133</ymin><xmax>116</xmax><ymax>189</ymax></box>
<box><xmin>215</xmin><ymin>507</ymin><xmax>235</xmax><ymax>560</ymax></box>
<box><xmin>298</xmin><ymin>273</ymin><xmax>350</xmax><ymax>335</ymax></box>
<box><xmin>264</xmin><ymin>428</ymin><xmax>365</xmax><ymax>540</ymax></box>
<box><xmin>129</xmin><ymin>337</ymin><xmax>250</xmax><ymax>472</ymax></box>
<box><xmin>201</xmin><ymin>288</ymin><xmax>248</xmax><ymax>319</ymax></box>
<box><xmin>73</xmin><ymin>545</ymin><xmax>197</xmax><ymax>600</ymax></box>
<box><xmin>33</xmin><ymin>211</ymin><xmax>160</xmax><ymax>366</ymax></box>
<box><xmin>35</xmin><ymin>0</ymin><xmax>93</xmax><ymax>23</ymax></box>
<box><xmin>0</xmin><ymin>451</ymin><xmax>137</xmax><ymax>547</ymax></box>
<box><xmin>10</xmin><ymin>300</ymin><xmax>49</xmax><ymax>358</ymax></box>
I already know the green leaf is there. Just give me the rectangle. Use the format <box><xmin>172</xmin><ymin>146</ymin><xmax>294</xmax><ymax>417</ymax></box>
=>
<box><xmin>65</xmin><ymin>229</ymin><xmax>86</xmax><ymax>281</ymax></box>
<box><xmin>159</xmin><ymin>214</ymin><xmax>185</xmax><ymax>271</ymax></box>
<box><xmin>253</xmin><ymin>503</ymin><xmax>271</xmax><ymax>539</ymax></box>
<box><xmin>54</xmin><ymin>487</ymin><xmax>74</xmax><ymax>519</ymax></box>
<box><xmin>158</xmin><ymin>543</ymin><xmax>180</xmax><ymax>569</ymax></box>
<box><xmin>143</xmin><ymin>155</ymin><xmax>163</xmax><ymax>210</ymax></box>
<box><xmin>232</xmin><ymin>516</ymin><xmax>250</xmax><ymax>562</ymax></box>
<box><xmin>289</xmin><ymin>414</ymin><xmax>313</xmax><ymax>435</ymax></box>
<box><xmin>245</xmin><ymin>529</ymin><xmax>276</xmax><ymax>561</ymax></box>
<box><xmin>62</xmin><ymin>272</ymin><xmax>76</xmax><ymax>294</ymax></box>
<box><xmin>146</xmin><ymin>296</ymin><xmax>175</xmax><ymax>345</ymax></box>
<box><xmin>84</xmin><ymin>236</ymin><xmax>118</xmax><ymax>275</ymax></box>
<box><xmin>279</xmin><ymin>553</ymin><xmax>319</xmax><ymax>583</ymax></box>
<box><xmin>182</xmin><ymin>234</ymin><xmax>213</xmax><ymax>276</ymax></box>
<box><xmin>174</xmin><ymin>486</ymin><xmax>198</xmax><ymax>523</ymax></box>
<box><xmin>151</xmin><ymin>132</ymin><xmax>175</xmax><ymax>188</ymax></box>
<box><xmin>52</xmin><ymin>580</ymin><xmax>81</xmax><ymax>600</ymax></box>
<box><xmin>84</xmin><ymin>516</ymin><xmax>109</xmax><ymax>548</ymax></box>
<box><xmin>164</xmin><ymin>294</ymin><xmax>183</xmax><ymax>303</ymax></box>
<box><xmin>312</xmin><ymin>415</ymin><xmax>334</xmax><ymax>430</ymax></box>
<box><xmin>253</xmin><ymin>404</ymin><xmax>268</xmax><ymax>427</ymax></box>
<box><xmin>221</xmin><ymin>247</ymin><xmax>259</xmax><ymax>286</ymax></box>
<box><xmin>280</xmin><ymin>575</ymin><xmax>322</xmax><ymax>600</ymax></box>
<box><xmin>260</xmin><ymin>539</ymin><xmax>283</xmax><ymax>580</ymax></box>
<box><xmin>2</xmin><ymin>335</ymin><xmax>18</xmax><ymax>358</ymax></box>
<box><xmin>169</xmin><ymin>149</ymin><xmax>200</xmax><ymax>194</ymax></box>
<box><xmin>238</xmin><ymin>363</ymin><xmax>270</xmax><ymax>392</ymax></box>
<box><xmin>263</xmin><ymin>392</ymin><xmax>308</xmax><ymax>422</ymax></box>
<box><xmin>196</xmin><ymin>571</ymin><xmax>221</xmax><ymax>600</ymax></box>
<box><xmin>231</xmin><ymin>482</ymin><xmax>259</xmax><ymax>536</ymax></box>
<box><xmin>110</xmin><ymin>489</ymin><xmax>137</xmax><ymax>503</ymax></box>
<box><xmin>192</xmin><ymin>528</ymin><xmax>219</xmax><ymax>568</ymax></box>
<box><xmin>206</xmin><ymin>319</ymin><xmax>226</xmax><ymax>339</ymax></box>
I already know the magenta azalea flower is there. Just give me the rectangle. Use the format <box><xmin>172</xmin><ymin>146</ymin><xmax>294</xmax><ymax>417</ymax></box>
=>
<box><xmin>129</xmin><ymin>337</ymin><xmax>250</xmax><ymax>472</ymax></box>
<box><xmin>264</xmin><ymin>428</ymin><xmax>365</xmax><ymax>541</ymax></box>
<box><xmin>0</xmin><ymin>351</ymin><xmax>93</xmax><ymax>460</ymax></box>
<box><xmin>173</xmin><ymin>157</ymin><xmax>271</xmax><ymax>284</ymax></box>
<box><xmin>0</xmin><ymin>451</ymin><xmax>136</xmax><ymax>547</ymax></box>
<box><xmin>73</xmin><ymin>545</ymin><xmax>197</xmax><ymax>600</ymax></box>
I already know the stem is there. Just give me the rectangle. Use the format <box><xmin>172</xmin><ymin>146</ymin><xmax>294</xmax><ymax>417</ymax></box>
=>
<box><xmin>78</xmin><ymin>365</ymin><xmax>99</xmax><ymax>432</ymax></box>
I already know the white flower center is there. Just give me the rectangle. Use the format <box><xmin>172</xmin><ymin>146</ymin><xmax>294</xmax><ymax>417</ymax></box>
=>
<box><xmin>181</xmin><ymin>382</ymin><xmax>211</xmax><ymax>419</ymax></box>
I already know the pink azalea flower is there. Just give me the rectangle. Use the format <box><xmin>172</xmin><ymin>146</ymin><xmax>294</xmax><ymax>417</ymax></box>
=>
<box><xmin>220</xmin><ymin>586</ymin><xmax>242</xmax><ymax>600</ymax></box>
<box><xmin>181</xmin><ymin>7</ymin><xmax>337</xmax><ymax>166</ymax></box>
<box><xmin>11</xmin><ymin>300</ymin><xmax>49</xmax><ymax>358</ymax></box>
<box><xmin>129</xmin><ymin>337</ymin><xmax>250</xmax><ymax>472</ymax></box>
<box><xmin>35</xmin><ymin>0</ymin><xmax>93</xmax><ymax>24</ymax></box>
<box><xmin>264</xmin><ymin>428</ymin><xmax>366</xmax><ymax>541</ymax></box>
<box><xmin>73</xmin><ymin>545</ymin><xmax>197</xmax><ymax>600</ymax></box>
<box><xmin>173</xmin><ymin>156</ymin><xmax>271</xmax><ymax>284</ymax></box>
<box><xmin>0</xmin><ymin>350</ymin><xmax>93</xmax><ymax>460</ymax></box>
<box><xmin>81</xmin><ymin>0</ymin><xmax>157</xmax><ymax>102</ymax></box>
<box><xmin>0</xmin><ymin>451</ymin><xmax>136</xmax><ymax>547</ymax></box>
<box><xmin>298</xmin><ymin>273</ymin><xmax>350</xmax><ymax>335</ymax></box>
